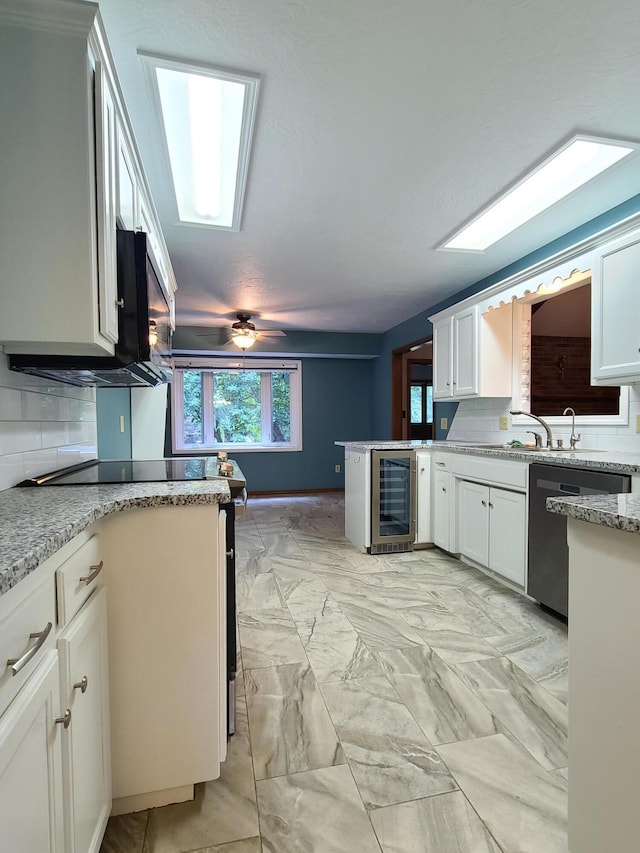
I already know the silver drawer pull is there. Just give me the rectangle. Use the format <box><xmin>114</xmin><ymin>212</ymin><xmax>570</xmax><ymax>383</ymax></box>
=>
<box><xmin>226</xmin><ymin>548</ymin><xmax>234</xmax><ymax>559</ymax></box>
<box><xmin>7</xmin><ymin>622</ymin><xmax>53</xmax><ymax>676</ymax></box>
<box><xmin>74</xmin><ymin>676</ymin><xmax>88</xmax><ymax>694</ymax></box>
<box><xmin>79</xmin><ymin>560</ymin><xmax>103</xmax><ymax>585</ymax></box>
<box><xmin>55</xmin><ymin>709</ymin><xmax>72</xmax><ymax>729</ymax></box>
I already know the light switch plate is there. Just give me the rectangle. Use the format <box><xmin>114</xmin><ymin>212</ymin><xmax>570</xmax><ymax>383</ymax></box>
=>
<box><xmin>335</xmin><ymin>464</ymin><xmax>341</xmax><ymax>473</ymax></box>
<box><xmin>636</xmin><ymin>414</ymin><xmax>640</xmax><ymax>434</ymax></box>
<box><xmin>499</xmin><ymin>416</ymin><xmax>509</xmax><ymax>430</ymax></box>
<box><xmin>440</xmin><ymin>417</ymin><xmax>448</xmax><ymax>430</ymax></box>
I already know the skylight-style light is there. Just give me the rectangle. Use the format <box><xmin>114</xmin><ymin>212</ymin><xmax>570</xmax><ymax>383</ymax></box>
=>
<box><xmin>140</xmin><ymin>53</ymin><xmax>260</xmax><ymax>231</ymax></box>
<box><xmin>441</xmin><ymin>135</ymin><xmax>638</xmax><ymax>252</ymax></box>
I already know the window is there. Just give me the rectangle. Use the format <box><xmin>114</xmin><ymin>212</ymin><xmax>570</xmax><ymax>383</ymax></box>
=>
<box><xmin>410</xmin><ymin>383</ymin><xmax>433</xmax><ymax>425</ymax></box>
<box><xmin>172</xmin><ymin>359</ymin><xmax>302</xmax><ymax>452</ymax></box>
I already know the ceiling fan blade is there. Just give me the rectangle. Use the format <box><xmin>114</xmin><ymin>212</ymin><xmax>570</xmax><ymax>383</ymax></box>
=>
<box><xmin>256</xmin><ymin>330</ymin><xmax>286</xmax><ymax>337</ymax></box>
<box><xmin>194</xmin><ymin>329</ymin><xmax>231</xmax><ymax>343</ymax></box>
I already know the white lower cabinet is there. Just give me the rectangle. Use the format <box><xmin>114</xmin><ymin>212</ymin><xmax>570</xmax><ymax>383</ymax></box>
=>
<box><xmin>0</xmin><ymin>650</ymin><xmax>65</xmax><ymax>853</ymax></box>
<box><xmin>415</xmin><ymin>451</ymin><xmax>432</xmax><ymax>544</ymax></box>
<box><xmin>433</xmin><ymin>468</ymin><xmax>452</xmax><ymax>551</ymax></box>
<box><xmin>458</xmin><ymin>480</ymin><xmax>526</xmax><ymax>586</ymax></box>
<box><xmin>58</xmin><ymin>588</ymin><xmax>110</xmax><ymax>853</ymax></box>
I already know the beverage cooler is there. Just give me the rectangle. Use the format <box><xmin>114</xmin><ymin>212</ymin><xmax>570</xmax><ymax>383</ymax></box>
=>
<box><xmin>371</xmin><ymin>450</ymin><xmax>416</xmax><ymax>553</ymax></box>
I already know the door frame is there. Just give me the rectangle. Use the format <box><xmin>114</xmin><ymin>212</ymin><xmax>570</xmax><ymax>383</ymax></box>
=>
<box><xmin>391</xmin><ymin>337</ymin><xmax>433</xmax><ymax>439</ymax></box>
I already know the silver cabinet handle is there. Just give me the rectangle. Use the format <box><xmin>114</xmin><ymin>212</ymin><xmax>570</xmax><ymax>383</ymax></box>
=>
<box><xmin>115</xmin><ymin>298</ymin><xmax>125</xmax><ymax>308</ymax></box>
<box><xmin>435</xmin><ymin>462</ymin><xmax>447</xmax><ymax>467</ymax></box>
<box><xmin>80</xmin><ymin>560</ymin><xmax>103</xmax><ymax>585</ymax></box>
<box><xmin>489</xmin><ymin>502</ymin><xmax>494</xmax><ymax>509</ymax></box>
<box><xmin>74</xmin><ymin>676</ymin><xmax>88</xmax><ymax>694</ymax></box>
<box><xmin>226</xmin><ymin>549</ymin><xmax>234</xmax><ymax>559</ymax></box>
<box><xmin>55</xmin><ymin>709</ymin><xmax>71</xmax><ymax>729</ymax></box>
<box><xmin>6</xmin><ymin>621</ymin><xmax>53</xmax><ymax>676</ymax></box>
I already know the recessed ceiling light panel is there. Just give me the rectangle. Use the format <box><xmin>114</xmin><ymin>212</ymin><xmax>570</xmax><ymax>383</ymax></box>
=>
<box><xmin>140</xmin><ymin>52</ymin><xmax>260</xmax><ymax>231</ymax></box>
<box><xmin>439</xmin><ymin>134</ymin><xmax>638</xmax><ymax>252</ymax></box>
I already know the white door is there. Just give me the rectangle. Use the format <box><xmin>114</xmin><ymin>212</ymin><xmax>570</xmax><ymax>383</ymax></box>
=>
<box><xmin>488</xmin><ymin>488</ymin><xmax>526</xmax><ymax>586</ymax></box>
<box><xmin>453</xmin><ymin>305</ymin><xmax>478</xmax><ymax>397</ymax></box>
<box><xmin>433</xmin><ymin>317</ymin><xmax>453</xmax><ymax>399</ymax></box>
<box><xmin>415</xmin><ymin>452</ymin><xmax>432</xmax><ymax>544</ymax></box>
<box><xmin>432</xmin><ymin>469</ymin><xmax>451</xmax><ymax>551</ymax></box>
<box><xmin>458</xmin><ymin>480</ymin><xmax>490</xmax><ymax>565</ymax></box>
<box><xmin>58</xmin><ymin>588</ymin><xmax>111</xmax><ymax>853</ymax></box>
<box><xmin>591</xmin><ymin>229</ymin><xmax>640</xmax><ymax>384</ymax></box>
<box><xmin>0</xmin><ymin>651</ymin><xmax>64</xmax><ymax>853</ymax></box>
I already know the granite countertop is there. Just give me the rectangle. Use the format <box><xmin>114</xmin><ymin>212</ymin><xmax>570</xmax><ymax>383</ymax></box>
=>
<box><xmin>0</xmin><ymin>480</ymin><xmax>231</xmax><ymax>597</ymax></box>
<box><xmin>336</xmin><ymin>439</ymin><xmax>640</xmax><ymax>474</ymax></box>
<box><xmin>547</xmin><ymin>493</ymin><xmax>640</xmax><ymax>535</ymax></box>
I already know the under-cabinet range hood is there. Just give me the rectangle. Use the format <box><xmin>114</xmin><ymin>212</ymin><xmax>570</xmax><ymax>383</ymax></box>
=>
<box><xmin>9</xmin><ymin>231</ymin><xmax>173</xmax><ymax>388</ymax></box>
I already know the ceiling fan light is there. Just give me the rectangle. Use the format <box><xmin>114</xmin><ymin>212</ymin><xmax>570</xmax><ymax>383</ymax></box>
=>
<box><xmin>231</xmin><ymin>330</ymin><xmax>257</xmax><ymax>350</ymax></box>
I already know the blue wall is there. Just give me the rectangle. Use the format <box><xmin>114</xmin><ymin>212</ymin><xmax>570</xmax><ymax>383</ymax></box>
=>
<box><xmin>372</xmin><ymin>192</ymin><xmax>640</xmax><ymax>438</ymax></box>
<box><xmin>96</xmin><ymin>388</ymin><xmax>132</xmax><ymax>459</ymax></box>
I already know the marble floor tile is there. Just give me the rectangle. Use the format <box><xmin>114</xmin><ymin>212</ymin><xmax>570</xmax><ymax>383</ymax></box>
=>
<box><xmin>453</xmin><ymin>656</ymin><xmax>568</xmax><ymax>770</ymax></box>
<box><xmin>321</xmin><ymin>676</ymin><xmax>457</xmax><ymax>808</ymax></box>
<box><xmin>400</xmin><ymin>603</ymin><xmax>502</xmax><ymax>663</ymax></box>
<box><xmin>370</xmin><ymin>791</ymin><xmax>501</xmax><ymax>853</ymax></box>
<box><xmin>297</xmin><ymin>610</ymin><xmax>383</xmax><ymax>683</ymax></box>
<box><xmin>256</xmin><ymin>765</ymin><xmax>382</xmax><ymax>853</ymax></box>
<box><xmin>195</xmin><ymin>839</ymin><xmax>262</xmax><ymax>852</ymax></box>
<box><xmin>143</xmin><ymin>698</ymin><xmax>259</xmax><ymax>852</ymax></box>
<box><xmin>100</xmin><ymin>811</ymin><xmax>148</xmax><ymax>853</ymax></box>
<box><xmin>363</xmin><ymin>571</ymin><xmax>462</xmax><ymax>608</ymax></box>
<box><xmin>337</xmin><ymin>599</ymin><xmax>428</xmax><ymax>652</ymax></box>
<box><xmin>431</xmin><ymin>585</ymin><xmax>528</xmax><ymax>637</ymax></box>
<box><xmin>375</xmin><ymin>646</ymin><xmax>500</xmax><ymax>744</ymax></box>
<box><xmin>256</xmin><ymin>523</ymin><xmax>307</xmax><ymax>558</ymax></box>
<box><xmin>236</xmin><ymin>572</ymin><xmax>284</xmax><ymax>613</ymax></box>
<box><xmin>245</xmin><ymin>661</ymin><xmax>345</xmax><ymax>780</ymax></box>
<box><xmin>237</xmin><ymin>608</ymin><xmax>307</xmax><ymax>670</ymax></box>
<box><xmin>236</xmin><ymin>543</ymin><xmax>273</xmax><ymax>577</ymax></box>
<box><xmin>487</xmin><ymin>628</ymin><xmax>569</xmax><ymax>705</ymax></box>
<box><xmin>277</xmin><ymin>576</ymin><xmax>343</xmax><ymax>623</ymax></box>
<box><xmin>437</xmin><ymin>734</ymin><xmax>568</xmax><ymax>853</ymax></box>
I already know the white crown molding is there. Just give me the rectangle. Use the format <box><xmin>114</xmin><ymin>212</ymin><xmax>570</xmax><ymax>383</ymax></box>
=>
<box><xmin>0</xmin><ymin>0</ymin><xmax>97</xmax><ymax>37</ymax></box>
<box><xmin>428</xmin><ymin>209</ymin><xmax>640</xmax><ymax>322</ymax></box>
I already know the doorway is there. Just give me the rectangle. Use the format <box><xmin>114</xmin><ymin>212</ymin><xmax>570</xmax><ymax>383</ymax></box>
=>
<box><xmin>391</xmin><ymin>339</ymin><xmax>433</xmax><ymax>440</ymax></box>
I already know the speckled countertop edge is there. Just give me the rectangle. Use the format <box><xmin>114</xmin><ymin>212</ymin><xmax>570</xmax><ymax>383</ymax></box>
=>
<box><xmin>0</xmin><ymin>480</ymin><xmax>231</xmax><ymax>597</ymax></box>
<box><xmin>547</xmin><ymin>494</ymin><xmax>640</xmax><ymax>535</ymax></box>
<box><xmin>336</xmin><ymin>440</ymin><xmax>640</xmax><ymax>473</ymax></box>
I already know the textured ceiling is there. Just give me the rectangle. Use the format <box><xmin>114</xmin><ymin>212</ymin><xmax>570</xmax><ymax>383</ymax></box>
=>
<box><xmin>97</xmin><ymin>0</ymin><xmax>640</xmax><ymax>333</ymax></box>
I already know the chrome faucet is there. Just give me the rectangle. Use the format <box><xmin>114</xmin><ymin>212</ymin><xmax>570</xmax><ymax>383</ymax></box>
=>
<box><xmin>509</xmin><ymin>410</ymin><xmax>554</xmax><ymax>448</ymax></box>
<box><xmin>563</xmin><ymin>407</ymin><xmax>581</xmax><ymax>449</ymax></box>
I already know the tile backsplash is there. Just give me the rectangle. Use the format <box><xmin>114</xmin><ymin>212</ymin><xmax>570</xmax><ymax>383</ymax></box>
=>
<box><xmin>0</xmin><ymin>352</ymin><xmax>96</xmax><ymax>491</ymax></box>
<box><xmin>447</xmin><ymin>388</ymin><xmax>640</xmax><ymax>452</ymax></box>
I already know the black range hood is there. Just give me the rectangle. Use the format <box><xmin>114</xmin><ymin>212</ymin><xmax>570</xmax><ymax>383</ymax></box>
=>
<box><xmin>9</xmin><ymin>231</ymin><xmax>173</xmax><ymax>388</ymax></box>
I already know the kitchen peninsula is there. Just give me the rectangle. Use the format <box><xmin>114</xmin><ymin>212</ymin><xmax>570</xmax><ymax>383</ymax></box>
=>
<box><xmin>547</xmin><ymin>493</ymin><xmax>640</xmax><ymax>853</ymax></box>
<box><xmin>0</xmin><ymin>479</ymin><xmax>231</xmax><ymax>851</ymax></box>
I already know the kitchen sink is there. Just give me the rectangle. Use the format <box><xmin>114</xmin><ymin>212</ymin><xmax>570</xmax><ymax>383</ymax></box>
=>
<box><xmin>458</xmin><ymin>443</ymin><xmax>603</xmax><ymax>453</ymax></box>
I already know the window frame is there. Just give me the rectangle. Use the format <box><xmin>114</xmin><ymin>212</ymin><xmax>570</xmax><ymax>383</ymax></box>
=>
<box><xmin>171</xmin><ymin>357</ymin><xmax>302</xmax><ymax>453</ymax></box>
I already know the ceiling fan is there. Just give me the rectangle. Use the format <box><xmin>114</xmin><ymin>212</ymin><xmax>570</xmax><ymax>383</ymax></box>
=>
<box><xmin>197</xmin><ymin>313</ymin><xmax>286</xmax><ymax>350</ymax></box>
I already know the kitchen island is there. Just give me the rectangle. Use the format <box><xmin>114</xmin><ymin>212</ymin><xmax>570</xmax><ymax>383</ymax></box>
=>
<box><xmin>547</xmin><ymin>493</ymin><xmax>640</xmax><ymax>853</ymax></box>
<box><xmin>0</xmin><ymin>479</ymin><xmax>231</xmax><ymax>851</ymax></box>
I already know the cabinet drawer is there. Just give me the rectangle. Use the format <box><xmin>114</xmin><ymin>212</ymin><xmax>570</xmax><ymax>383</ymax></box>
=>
<box><xmin>56</xmin><ymin>535</ymin><xmax>103</xmax><ymax>627</ymax></box>
<box><xmin>0</xmin><ymin>574</ymin><xmax>56</xmax><ymax>719</ymax></box>
<box><xmin>450</xmin><ymin>455</ymin><xmax>527</xmax><ymax>490</ymax></box>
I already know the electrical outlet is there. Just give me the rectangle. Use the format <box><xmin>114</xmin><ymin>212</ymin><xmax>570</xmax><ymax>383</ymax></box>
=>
<box><xmin>440</xmin><ymin>417</ymin><xmax>448</xmax><ymax>430</ymax></box>
<box><xmin>119</xmin><ymin>415</ymin><xmax>125</xmax><ymax>433</ymax></box>
<box><xmin>499</xmin><ymin>416</ymin><xmax>509</xmax><ymax>430</ymax></box>
<box><xmin>636</xmin><ymin>414</ymin><xmax>640</xmax><ymax>434</ymax></box>
<box><xmin>335</xmin><ymin>464</ymin><xmax>341</xmax><ymax>473</ymax></box>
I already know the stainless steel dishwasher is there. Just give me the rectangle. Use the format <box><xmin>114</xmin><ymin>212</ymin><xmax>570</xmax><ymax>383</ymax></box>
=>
<box><xmin>528</xmin><ymin>463</ymin><xmax>631</xmax><ymax>618</ymax></box>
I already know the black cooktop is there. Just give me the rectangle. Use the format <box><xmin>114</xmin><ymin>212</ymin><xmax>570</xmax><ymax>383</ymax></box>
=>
<box><xmin>18</xmin><ymin>457</ymin><xmax>245</xmax><ymax>495</ymax></box>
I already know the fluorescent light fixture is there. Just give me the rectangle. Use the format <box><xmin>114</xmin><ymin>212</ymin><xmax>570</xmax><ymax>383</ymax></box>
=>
<box><xmin>441</xmin><ymin>135</ymin><xmax>638</xmax><ymax>252</ymax></box>
<box><xmin>140</xmin><ymin>53</ymin><xmax>260</xmax><ymax>231</ymax></box>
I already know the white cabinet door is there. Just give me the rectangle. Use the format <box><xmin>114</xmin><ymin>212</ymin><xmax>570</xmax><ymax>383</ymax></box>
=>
<box><xmin>217</xmin><ymin>509</ymin><xmax>228</xmax><ymax>762</ymax></box>
<box><xmin>116</xmin><ymin>124</ymin><xmax>138</xmax><ymax>231</ymax></box>
<box><xmin>0</xmin><ymin>651</ymin><xmax>64</xmax><ymax>853</ymax></box>
<box><xmin>58</xmin><ymin>588</ymin><xmax>110</xmax><ymax>853</ymax></box>
<box><xmin>415</xmin><ymin>452</ymin><xmax>432</xmax><ymax>544</ymax></box>
<box><xmin>488</xmin><ymin>488</ymin><xmax>526</xmax><ymax>586</ymax></box>
<box><xmin>344</xmin><ymin>450</ymin><xmax>371</xmax><ymax>551</ymax></box>
<box><xmin>458</xmin><ymin>480</ymin><xmax>490</xmax><ymax>566</ymax></box>
<box><xmin>94</xmin><ymin>60</ymin><xmax>119</xmax><ymax>345</ymax></box>
<box><xmin>453</xmin><ymin>305</ymin><xmax>478</xmax><ymax>396</ymax></box>
<box><xmin>433</xmin><ymin>469</ymin><xmax>452</xmax><ymax>551</ymax></box>
<box><xmin>591</xmin><ymin>228</ymin><xmax>640</xmax><ymax>384</ymax></box>
<box><xmin>433</xmin><ymin>317</ymin><xmax>453</xmax><ymax>399</ymax></box>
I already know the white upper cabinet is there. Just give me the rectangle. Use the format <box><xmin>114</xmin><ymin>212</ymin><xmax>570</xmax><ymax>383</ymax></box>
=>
<box><xmin>0</xmin><ymin>0</ymin><xmax>175</xmax><ymax>356</ymax></box>
<box><xmin>431</xmin><ymin>303</ymin><xmax>512</xmax><ymax>400</ymax></box>
<box><xmin>591</xmin><ymin>227</ymin><xmax>640</xmax><ymax>385</ymax></box>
